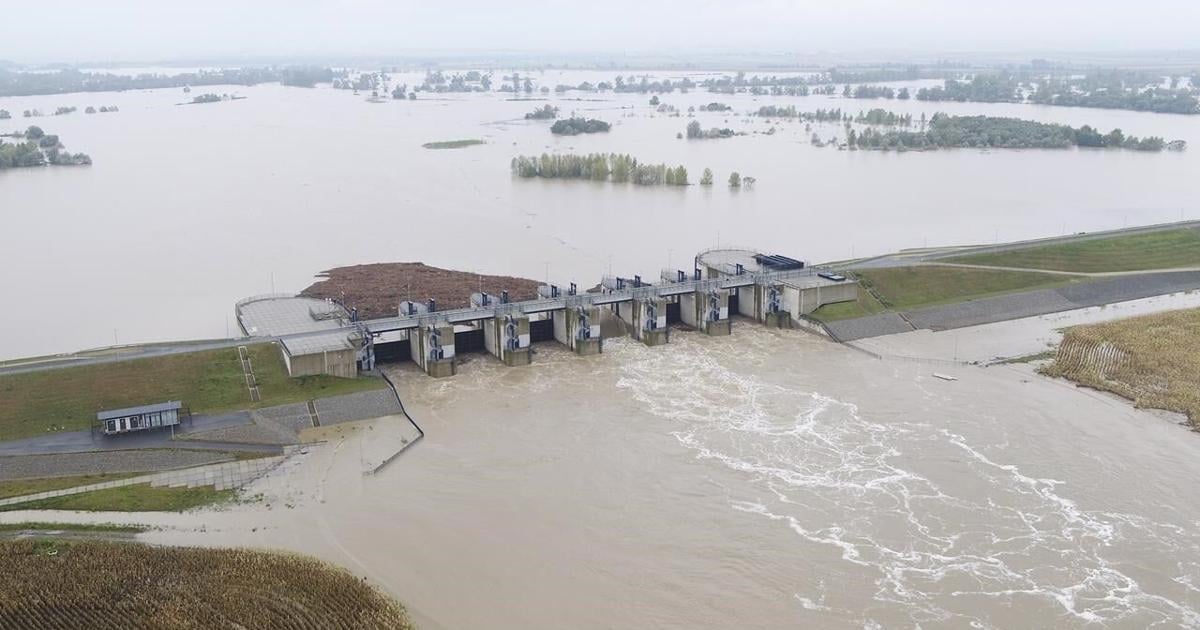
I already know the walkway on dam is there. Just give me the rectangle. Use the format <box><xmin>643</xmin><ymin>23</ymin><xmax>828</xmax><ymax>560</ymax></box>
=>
<box><xmin>361</xmin><ymin>266</ymin><xmax>829</xmax><ymax>334</ymax></box>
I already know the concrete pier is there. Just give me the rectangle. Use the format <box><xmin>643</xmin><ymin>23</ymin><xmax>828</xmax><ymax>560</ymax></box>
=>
<box><xmin>484</xmin><ymin>313</ymin><xmax>532</xmax><ymax>366</ymax></box>
<box><xmin>617</xmin><ymin>296</ymin><xmax>670</xmax><ymax>346</ymax></box>
<box><xmin>553</xmin><ymin>305</ymin><xmax>602</xmax><ymax>355</ymax></box>
<box><xmin>681</xmin><ymin>288</ymin><xmax>731</xmax><ymax>336</ymax></box>
<box><xmin>739</xmin><ymin>282</ymin><xmax>793</xmax><ymax>329</ymax></box>
<box><xmin>411</xmin><ymin>323</ymin><xmax>456</xmax><ymax>378</ymax></box>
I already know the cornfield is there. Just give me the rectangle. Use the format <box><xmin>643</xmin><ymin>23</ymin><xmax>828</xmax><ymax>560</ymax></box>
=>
<box><xmin>1043</xmin><ymin>307</ymin><xmax>1200</xmax><ymax>425</ymax></box>
<box><xmin>0</xmin><ymin>540</ymin><xmax>411</xmax><ymax>629</ymax></box>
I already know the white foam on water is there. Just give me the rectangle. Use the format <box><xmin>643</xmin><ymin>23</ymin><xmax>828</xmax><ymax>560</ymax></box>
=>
<box><xmin>614</xmin><ymin>332</ymin><xmax>1200</xmax><ymax>628</ymax></box>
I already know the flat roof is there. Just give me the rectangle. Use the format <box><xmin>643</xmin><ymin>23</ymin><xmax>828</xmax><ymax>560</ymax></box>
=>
<box><xmin>779</xmin><ymin>275</ymin><xmax>845</xmax><ymax>290</ymax></box>
<box><xmin>97</xmin><ymin>401</ymin><xmax>182</xmax><ymax>421</ymax></box>
<box><xmin>282</xmin><ymin>331</ymin><xmax>358</xmax><ymax>356</ymax></box>
<box><xmin>697</xmin><ymin>249</ymin><xmax>763</xmax><ymax>274</ymax></box>
<box><xmin>237</xmin><ymin>296</ymin><xmax>349</xmax><ymax>337</ymax></box>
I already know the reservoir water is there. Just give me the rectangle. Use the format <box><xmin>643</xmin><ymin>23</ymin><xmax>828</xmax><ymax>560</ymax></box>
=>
<box><xmin>1</xmin><ymin>69</ymin><xmax>1198</xmax><ymax>358</ymax></box>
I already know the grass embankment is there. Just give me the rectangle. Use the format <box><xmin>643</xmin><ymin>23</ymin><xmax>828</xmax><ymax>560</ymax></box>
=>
<box><xmin>0</xmin><ymin>473</ymin><xmax>143</xmax><ymax>500</ymax></box>
<box><xmin>946</xmin><ymin>228</ymin><xmax>1200</xmax><ymax>273</ymax></box>
<box><xmin>422</xmin><ymin>139</ymin><xmax>484</xmax><ymax>149</ymax></box>
<box><xmin>1043</xmin><ymin>307</ymin><xmax>1200</xmax><ymax>425</ymax></box>
<box><xmin>810</xmin><ymin>266</ymin><xmax>1073</xmax><ymax>321</ymax></box>
<box><xmin>0</xmin><ymin>343</ymin><xmax>385</xmax><ymax>441</ymax></box>
<box><xmin>0</xmin><ymin>540</ymin><xmax>412</xmax><ymax>629</ymax></box>
<box><xmin>0</xmin><ymin>483</ymin><xmax>233</xmax><ymax>513</ymax></box>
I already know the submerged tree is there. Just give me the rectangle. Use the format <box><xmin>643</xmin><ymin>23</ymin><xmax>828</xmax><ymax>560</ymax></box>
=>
<box><xmin>700</xmin><ymin>168</ymin><xmax>714</xmax><ymax>185</ymax></box>
<box><xmin>525</xmin><ymin>104</ymin><xmax>559</xmax><ymax>120</ymax></box>
<box><xmin>729</xmin><ymin>172</ymin><xmax>741</xmax><ymax>188</ymax></box>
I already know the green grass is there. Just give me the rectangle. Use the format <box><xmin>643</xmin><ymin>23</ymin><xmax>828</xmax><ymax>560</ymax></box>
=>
<box><xmin>945</xmin><ymin>228</ymin><xmax>1200</xmax><ymax>273</ymax></box>
<box><xmin>0</xmin><ymin>343</ymin><xmax>385</xmax><ymax>441</ymax></box>
<box><xmin>0</xmin><ymin>483</ymin><xmax>234</xmax><ymax>512</ymax></box>
<box><xmin>0</xmin><ymin>522</ymin><xmax>144</xmax><ymax>534</ymax></box>
<box><xmin>0</xmin><ymin>473</ymin><xmax>144</xmax><ymax>500</ymax></box>
<box><xmin>856</xmin><ymin>266</ymin><xmax>1075</xmax><ymax>311</ymax></box>
<box><xmin>809</xmin><ymin>287</ymin><xmax>886</xmax><ymax>321</ymax></box>
<box><xmin>422</xmin><ymin>139</ymin><xmax>485</xmax><ymax>149</ymax></box>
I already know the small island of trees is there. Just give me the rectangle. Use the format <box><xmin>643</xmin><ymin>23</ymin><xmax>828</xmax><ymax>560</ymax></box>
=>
<box><xmin>0</xmin><ymin>125</ymin><xmax>91</xmax><ymax>170</ymax></box>
<box><xmin>686</xmin><ymin>120</ymin><xmax>737</xmax><ymax>139</ymax></box>
<box><xmin>525</xmin><ymin>105</ymin><xmax>559</xmax><ymax>120</ymax></box>
<box><xmin>550</xmin><ymin>118</ymin><xmax>611</xmax><ymax>135</ymax></box>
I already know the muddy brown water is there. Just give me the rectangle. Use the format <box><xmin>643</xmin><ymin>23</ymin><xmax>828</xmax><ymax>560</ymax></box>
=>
<box><xmin>9</xmin><ymin>327</ymin><xmax>1191</xmax><ymax>628</ymax></box>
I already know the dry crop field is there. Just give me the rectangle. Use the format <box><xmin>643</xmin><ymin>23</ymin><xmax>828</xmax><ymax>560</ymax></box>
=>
<box><xmin>1043</xmin><ymin>307</ymin><xmax>1200</xmax><ymax>424</ymax></box>
<box><xmin>0</xmin><ymin>540</ymin><xmax>411</xmax><ymax>629</ymax></box>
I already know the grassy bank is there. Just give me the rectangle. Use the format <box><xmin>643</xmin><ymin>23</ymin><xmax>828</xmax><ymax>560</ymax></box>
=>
<box><xmin>0</xmin><ymin>483</ymin><xmax>233</xmax><ymax>513</ymax></box>
<box><xmin>0</xmin><ymin>540</ymin><xmax>411</xmax><ymax>628</ymax></box>
<box><xmin>1043</xmin><ymin>307</ymin><xmax>1200</xmax><ymax>425</ymax></box>
<box><xmin>856</xmin><ymin>266</ymin><xmax>1074</xmax><ymax>310</ymax></box>
<box><xmin>0</xmin><ymin>473</ymin><xmax>143</xmax><ymax>500</ymax></box>
<box><xmin>945</xmin><ymin>228</ymin><xmax>1200</xmax><ymax>272</ymax></box>
<box><xmin>0</xmin><ymin>343</ymin><xmax>385</xmax><ymax>441</ymax></box>
<box><xmin>422</xmin><ymin>138</ymin><xmax>484</xmax><ymax>149</ymax></box>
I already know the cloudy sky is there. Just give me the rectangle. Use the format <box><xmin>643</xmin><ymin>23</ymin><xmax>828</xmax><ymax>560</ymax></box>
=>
<box><xmin>9</xmin><ymin>0</ymin><xmax>1200</xmax><ymax>63</ymax></box>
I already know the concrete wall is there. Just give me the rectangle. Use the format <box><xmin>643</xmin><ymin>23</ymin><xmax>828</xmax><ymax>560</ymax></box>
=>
<box><xmin>553</xmin><ymin>306</ymin><xmax>602</xmax><ymax>355</ymax></box>
<box><xmin>485</xmin><ymin>314</ymin><xmax>531</xmax><ymax>366</ymax></box>
<box><xmin>284</xmin><ymin>348</ymin><xmax>358</xmax><ymax>378</ymax></box>
<box><xmin>619</xmin><ymin>296</ymin><xmax>669</xmax><ymax>345</ymax></box>
<box><xmin>410</xmin><ymin>324</ymin><xmax>456</xmax><ymax>378</ymax></box>
<box><xmin>680</xmin><ymin>288</ymin><xmax>731</xmax><ymax>336</ymax></box>
<box><xmin>787</xmin><ymin>282</ymin><xmax>859</xmax><ymax>316</ymax></box>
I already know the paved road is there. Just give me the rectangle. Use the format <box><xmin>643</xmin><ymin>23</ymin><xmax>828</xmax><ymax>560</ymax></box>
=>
<box><xmin>0</xmin><ymin>411</ymin><xmax>276</xmax><ymax>457</ymax></box>
<box><xmin>826</xmin><ymin>270</ymin><xmax>1200</xmax><ymax>341</ymax></box>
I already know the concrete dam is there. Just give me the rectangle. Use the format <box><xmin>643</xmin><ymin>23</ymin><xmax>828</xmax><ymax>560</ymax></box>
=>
<box><xmin>235</xmin><ymin>249</ymin><xmax>858</xmax><ymax>379</ymax></box>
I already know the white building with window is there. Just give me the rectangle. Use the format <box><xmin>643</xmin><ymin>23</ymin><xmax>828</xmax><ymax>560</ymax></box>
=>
<box><xmin>97</xmin><ymin>401</ymin><xmax>183</xmax><ymax>435</ymax></box>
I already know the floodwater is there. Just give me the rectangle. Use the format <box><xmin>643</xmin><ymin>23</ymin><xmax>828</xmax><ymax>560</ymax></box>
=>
<box><xmin>1</xmin><ymin>69</ymin><xmax>1199</xmax><ymax>358</ymax></box>
<box><xmin>10</xmin><ymin>326</ymin><xmax>1200</xmax><ymax>628</ymax></box>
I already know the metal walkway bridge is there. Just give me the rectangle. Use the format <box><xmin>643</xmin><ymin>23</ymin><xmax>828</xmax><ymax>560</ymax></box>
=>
<box><xmin>360</xmin><ymin>267</ymin><xmax>822</xmax><ymax>334</ymax></box>
<box><xmin>252</xmin><ymin>267</ymin><xmax>828</xmax><ymax>349</ymax></box>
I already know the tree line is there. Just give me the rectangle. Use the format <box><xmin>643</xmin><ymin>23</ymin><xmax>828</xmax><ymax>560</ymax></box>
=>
<box><xmin>914</xmin><ymin>72</ymin><xmax>1200</xmax><ymax>114</ymax></box>
<box><xmin>510</xmin><ymin>153</ymin><xmax>755</xmax><ymax>189</ymax></box>
<box><xmin>0</xmin><ymin>66</ymin><xmax>334</xmax><ymax>97</ymax></box>
<box><xmin>847</xmin><ymin>114</ymin><xmax>1173</xmax><ymax>151</ymax></box>
<box><xmin>511</xmin><ymin>153</ymin><xmax>689</xmax><ymax>185</ymax></box>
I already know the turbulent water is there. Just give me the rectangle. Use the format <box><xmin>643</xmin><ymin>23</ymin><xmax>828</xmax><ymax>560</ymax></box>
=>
<box><xmin>613</xmin><ymin>332</ymin><xmax>1200</xmax><ymax>627</ymax></box>
<box><xmin>11</xmin><ymin>325</ymin><xmax>1200</xmax><ymax>627</ymax></box>
<box><xmin>2</xmin><ymin>69</ymin><xmax>1200</xmax><ymax>358</ymax></box>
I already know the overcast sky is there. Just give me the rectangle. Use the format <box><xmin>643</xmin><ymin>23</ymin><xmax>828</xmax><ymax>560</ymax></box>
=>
<box><xmin>9</xmin><ymin>0</ymin><xmax>1200</xmax><ymax>64</ymax></box>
